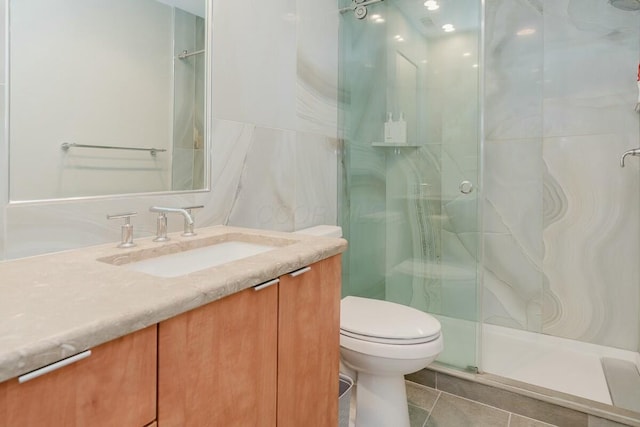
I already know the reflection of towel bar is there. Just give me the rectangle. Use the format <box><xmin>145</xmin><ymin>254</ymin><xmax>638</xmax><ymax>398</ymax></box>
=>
<box><xmin>177</xmin><ymin>49</ymin><xmax>205</xmax><ymax>60</ymax></box>
<box><xmin>61</xmin><ymin>142</ymin><xmax>166</xmax><ymax>157</ymax></box>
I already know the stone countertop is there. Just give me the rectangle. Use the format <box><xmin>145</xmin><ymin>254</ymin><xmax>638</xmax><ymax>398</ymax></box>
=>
<box><xmin>0</xmin><ymin>225</ymin><xmax>348</xmax><ymax>383</ymax></box>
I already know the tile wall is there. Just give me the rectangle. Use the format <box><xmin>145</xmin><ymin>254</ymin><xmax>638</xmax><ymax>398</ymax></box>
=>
<box><xmin>484</xmin><ymin>0</ymin><xmax>640</xmax><ymax>351</ymax></box>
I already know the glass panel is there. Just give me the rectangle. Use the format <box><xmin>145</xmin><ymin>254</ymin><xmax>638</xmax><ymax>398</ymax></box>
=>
<box><xmin>482</xmin><ymin>0</ymin><xmax>640</xmax><ymax>411</ymax></box>
<box><xmin>339</xmin><ymin>0</ymin><xmax>482</xmax><ymax>371</ymax></box>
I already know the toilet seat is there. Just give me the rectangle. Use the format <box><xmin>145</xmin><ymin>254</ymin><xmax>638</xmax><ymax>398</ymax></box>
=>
<box><xmin>339</xmin><ymin>328</ymin><xmax>439</xmax><ymax>345</ymax></box>
<box><xmin>340</xmin><ymin>296</ymin><xmax>441</xmax><ymax>342</ymax></box>
<box><xmin>340</xmin><ymin>332</ymin><xmax>443</xmax><ymax>360</ymax></box>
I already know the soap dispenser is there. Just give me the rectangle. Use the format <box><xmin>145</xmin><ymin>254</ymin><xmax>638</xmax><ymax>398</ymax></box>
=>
<box><xmin>384</xmin><ymin>112</ymin><xmax>393</xmax><ymax>143</ymax></box>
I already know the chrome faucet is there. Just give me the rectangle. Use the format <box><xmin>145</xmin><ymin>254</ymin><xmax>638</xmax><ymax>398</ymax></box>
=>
<box><xmin>149</xmin><ymin>206</ymin><xmax>194</xmax><ymax>242</ymax></box>
<box><xmin>620</xmin><ymin>148</ymin><xmax>640</xmax><ymax>167</ymax></box>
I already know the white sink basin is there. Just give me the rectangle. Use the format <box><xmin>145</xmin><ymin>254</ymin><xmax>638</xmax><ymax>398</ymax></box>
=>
<box><xmin>122</xmin><ymin>241</ymin><xmax>276</xmax><ymax>278</ymax></box>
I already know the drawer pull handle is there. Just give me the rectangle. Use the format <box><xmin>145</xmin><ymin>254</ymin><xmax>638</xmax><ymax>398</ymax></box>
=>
<box><xmin>289</xmin><ymin>266</ymin><xmax>311</xmax><ymax>277</ymax></box>
<box><xmin>253</xmin><ymin>278</ymin><xmax>279</xmax><ymax>291</ymax></box>
<box><xmin>18</xmin><ymin>350</ymin><xmax>92</xmax><ymax>383</ymax></box>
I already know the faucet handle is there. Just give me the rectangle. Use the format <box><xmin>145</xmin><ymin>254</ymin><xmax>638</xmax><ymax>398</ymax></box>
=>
<box><xmin>181</xmin><ymin>205</ymin><xmax>204</xmax><ymax>237</ymax></box>
<box><xmin>107</xmin><ymin>212</ymin><xmax>137</xmax><ymax>248</ymax></box>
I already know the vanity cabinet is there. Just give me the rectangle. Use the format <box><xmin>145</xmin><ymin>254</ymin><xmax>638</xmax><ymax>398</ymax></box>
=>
<box><xmin>158</xmin><ymin>278</ymin><xmax>279</xmax><ymax>426</ymax></box>
<box><xmin>0</xmin><ymin>325</ymin><xmax>157</xmax><ymax>427</ymax></box>
<box><xmin>277</xmin><ymin>255</ymin><xmax>341</xmax><ymax>427</ymax></box>
<box><xmin>158</xmin><ymin>255</ymin><xmax>341</xmax><ymax>427</ymax></box>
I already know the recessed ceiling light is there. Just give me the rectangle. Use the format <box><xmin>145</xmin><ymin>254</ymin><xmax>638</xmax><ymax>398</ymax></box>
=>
<box><xmin>442</xmin><ymin>24</ymin><xmax>455</xmax><ymax>32</ymax></box>
<box><xmin>472</xmin><ymin>64</ymin><xmax>479</xmax><ymax>68</ymax></box>
<box><xmin>463</xmin><ymin>52</ymin><xmax>471</xmax><ymax>57</ymax></box>
<box><xmin>516</xmin><ymin>28</ymin><xmax>536</xmax><ymax>36</ymax></box>
<box><xmin>424</xmin><ymin>0</ymin><xmax>440</xmax><ymax>10</ymax></box>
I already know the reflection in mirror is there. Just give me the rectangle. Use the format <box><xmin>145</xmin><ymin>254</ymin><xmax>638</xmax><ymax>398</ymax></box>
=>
<box><xmin>9</xmin><ymin>0</ymin><xmax>208</xmax><ymax>201</ymax></box>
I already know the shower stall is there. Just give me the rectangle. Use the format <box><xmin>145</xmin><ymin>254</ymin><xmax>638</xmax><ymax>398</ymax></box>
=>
<box><xmin>338</xmin><ymin>0</ymin><xmax>640</xmax><ymax>415</ymax></box>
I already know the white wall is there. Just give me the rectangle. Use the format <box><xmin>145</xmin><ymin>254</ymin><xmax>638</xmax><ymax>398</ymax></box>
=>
<box><xmin>10</xmin><ymin>0</ymin><xmax>173</xmax><ymax>200</ymax></box>
<box><xmin>0</xmin><ymin>0</ymin><xmax>339</xmax><ymax>260</ymax></box>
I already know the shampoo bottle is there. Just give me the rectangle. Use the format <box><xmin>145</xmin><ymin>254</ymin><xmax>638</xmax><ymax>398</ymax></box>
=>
<box><xmin>384</xmin><ymin>112</ymin><xmax>393</xmax><ymax>143</ymax></box>
<box><xmin>396</xmin><ymin>112</ymin><xmax>407</xmax><ymax>144</ymax></box>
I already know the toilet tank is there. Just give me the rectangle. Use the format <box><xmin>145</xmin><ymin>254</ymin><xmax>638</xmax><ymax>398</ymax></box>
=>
<box><xmin>294</xmin><ymin>225</ymin><xmax>343</xmax><ymax>238</ymax></box>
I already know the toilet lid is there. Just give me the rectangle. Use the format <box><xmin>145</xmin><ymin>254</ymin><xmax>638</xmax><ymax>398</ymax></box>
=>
<box><xmin>340</xmin><ymin>296</ymin><xmax>441</xmax><ymax>343</ymax></box>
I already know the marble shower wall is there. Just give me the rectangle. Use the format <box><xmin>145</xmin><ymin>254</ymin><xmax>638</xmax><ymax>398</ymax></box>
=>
<box><xmin>0</xmin><ymin>0</ymin><xmax>339</xmax><ymax>260</ymax></box>
<box><xmin>484</xmin><ymin>0</ymin><xmax>640</xmax><ymax>351</ymax></box>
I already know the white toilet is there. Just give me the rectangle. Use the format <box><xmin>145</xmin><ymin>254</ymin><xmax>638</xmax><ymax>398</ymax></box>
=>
<box><xmin>295</xmin><ymin>225</ymin><xmax>444</xmax><ymax>427</ymax></box>
<box><xmin>340</xmin><ymin>296</ymin><xmax>443</xmax><ymax>427</ymax></box>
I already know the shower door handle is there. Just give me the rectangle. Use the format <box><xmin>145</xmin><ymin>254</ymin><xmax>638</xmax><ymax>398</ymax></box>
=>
<box><xmin>620</xmin><ymin>148</ymin><xmax>640</xmax><ymax>167</ymax></box>
<box><xmin>459</xmin><ymin>181</ymin><xmax>474</xmax><ymax>194</ymax></box>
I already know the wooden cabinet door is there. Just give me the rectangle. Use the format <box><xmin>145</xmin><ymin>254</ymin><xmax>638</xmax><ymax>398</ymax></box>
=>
<box><xmin>158</xmin><ymin>284</ymin><xmax>278</xmax><ymax>427</ymax></box>
<box><xmin>277</xmin><ymin>255</ymin><xmax>342</xmax><ymax>427</ymax></box>
<box><xmin>0</xmin><ymin>325</ymin><xmax>157</xmax><ymax>427</ymax></box>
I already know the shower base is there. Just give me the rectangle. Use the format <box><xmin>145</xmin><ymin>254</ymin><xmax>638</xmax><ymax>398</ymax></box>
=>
<box><xmin>482</xmin><ymin>324</ymin><xmax>640</xmax><ymax>406</ymax></box>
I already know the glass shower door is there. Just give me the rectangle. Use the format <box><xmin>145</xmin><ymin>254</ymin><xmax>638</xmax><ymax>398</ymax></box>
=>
<box><xmin>339</xmin><ymin>0</ymin><xmax>482</xmax><ymax>371</ymax></box>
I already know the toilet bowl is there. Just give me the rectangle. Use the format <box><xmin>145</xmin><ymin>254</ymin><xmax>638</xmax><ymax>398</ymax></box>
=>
<box><xmin>340</xmin><ymin>296</ymin><xmax>443</xmax><ymax>427</ymax></box>
<box><xmin>294</xmin><ymin>225</ymin><xmax>444</xmax><ymax>427</ymax></box>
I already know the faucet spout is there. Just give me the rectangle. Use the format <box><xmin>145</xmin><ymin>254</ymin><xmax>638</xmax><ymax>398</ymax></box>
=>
<box><xmin>149</xmin><ymin>206</ymin><xmax>194</xmax><ymax>225</ymax></box>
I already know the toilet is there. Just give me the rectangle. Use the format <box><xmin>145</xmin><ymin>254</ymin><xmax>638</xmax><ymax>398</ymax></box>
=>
<box><xmin>340</xmin><ymin>296</ymin><xmax>443</xmax><ymax>427</ymax></box>
<box><xmin>295</xmin><ymin>225</ymin><xmax>444</xmax><ymax>427</ymax></box>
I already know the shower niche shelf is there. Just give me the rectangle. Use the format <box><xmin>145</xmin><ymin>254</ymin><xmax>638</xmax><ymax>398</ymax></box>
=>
<box><xmin>372</xmin><ymin>142</ymin><xmax>423</xmax><ymax>148</ymax></box>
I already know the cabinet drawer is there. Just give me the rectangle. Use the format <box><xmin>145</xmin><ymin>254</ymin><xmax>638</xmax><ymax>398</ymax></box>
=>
<box><xmin>0</xmin><ymin>325</ymin><xmax>157</xmax><ymax>427</ymax></box>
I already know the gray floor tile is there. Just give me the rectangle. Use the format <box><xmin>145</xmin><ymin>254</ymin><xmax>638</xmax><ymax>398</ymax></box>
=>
<box><xmin>510</xmin><ymin>414</ymin><xmax>557</xmax><ymax>427</ymax></box>
<box><xmin>407</xmin><ymin>368</ymin><xmax>437</xmax><ymax>388</ymax></box>
<box><xmin>436</xmin><ymin>372</ymin><xmax>588</xmax><ymax>426</ymax></box>
<box><xmin>407</xmin><ymin>381</ymin><xmax>440</xmax><ymax>411</ymax></box>
<box><xmin>425</xmin><ymin>392</ymin><xmax>510</xmax><ymax>427</ymax></box>
<box><xmin>410</xmin><ymin>404</ymin><xmax>430</xmax><ymax>427</ymax></box>
<box><xmin>588</xmin><ymin>415</ymin><xmax>636</xmax><ymax>427</ymax></box>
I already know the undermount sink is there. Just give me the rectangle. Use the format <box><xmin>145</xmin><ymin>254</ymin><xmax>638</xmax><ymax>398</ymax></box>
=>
<box><xmin>98</xmin><ymin>233</ymin><xmax>294</xmax><ymax>278</ymax></box>
<box><xmin>123</xmin><ymin>241</ymin><xmax>276</xmax><ymax>278</ymax></box>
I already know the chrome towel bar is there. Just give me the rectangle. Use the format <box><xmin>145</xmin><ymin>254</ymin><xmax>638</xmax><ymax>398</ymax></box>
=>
<box><xmin>177</xmin><ymin>49</ymin><xmax>205</xmax><ymax>60</ymax></box>
<box><xmin>61</xmin><ymin>142</ymin><xmax>167</xmax><ymax>156</ymax></box>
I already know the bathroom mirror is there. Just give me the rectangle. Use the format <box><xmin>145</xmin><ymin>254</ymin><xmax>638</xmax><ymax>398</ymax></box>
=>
<box><xmin>8</xmin><ymin>0</ymin><xmax>209</xmax><ymax>202</ymax></box>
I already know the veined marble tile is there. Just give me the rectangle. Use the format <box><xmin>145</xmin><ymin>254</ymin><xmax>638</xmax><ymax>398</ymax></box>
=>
<box><xmin>294</xmin><ymin>132</ymin><xmax>338</xmax><ymax>230</ymax></box>
<box><xmin>171</xmin><ymin>147</ymin><xmax>196</xmax><ymax>191</ymax></box>
<box><xmin>542</xmin><ymin>134</ymin><xmax>640</xmax><ymax>350</ymax></box>
<box><xmin>483</xmin><ymin>232</ymin><xmax>543</xmax><ymax>329</ymax></box>
<box><xmin>544</xmin><ymin>0</ymin><xmax>639</xmax><ymax>44</ymax></box>
<box><xmin>207</xmin><ymin>119</ymin><xmax>256</xmax><ymax>226</ymax></box>
<box><xmin>484</xmin><ymin>139</ymin><xmax>543</xmax><ymax>260</ymax></box>
<box><xmin>296</xmin><ymin>0</ymin><xmax>338</xmax><ymax>137</ymax></box>
<box><xmin>484</xmin><ymin>0</ymin><xmax>543</xmax><ymax>141</ymax></box>
<box><xmin>543</xmin><ymin>1</ymin><xmax>638</xmax><ymax>104</ymax></box>
<box><xmin>226</xmin><ymin>126</ymin><xmax>296</xmax><ymax>232</ymax></box>
<box><xmin>4</xmin><ymin>192</ymin><xmax>208</xmax><ymax>259</ymax></box>
<box><xmin>173</xmin><ymin>8</ymin><xmax>198</xmax><ymax>150</ymax></box>
<box><xmin>483</xmin><ymin>268</ymin><xmax>532</xmax><ymax>329</ymax></box>
<box><xmin>212</xmin><ymin>0</ymin><xmax>297</xmax><ymax>130</ymax></box>
<box><xmin>544</xmin><ymin>94</ymin><xmax>640</xmax><ymax>138</ymax></box>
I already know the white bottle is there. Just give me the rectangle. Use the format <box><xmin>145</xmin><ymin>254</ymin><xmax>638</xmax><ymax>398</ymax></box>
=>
<box><xmin>384</xmin><ymin>112</ymin><xmax>394</xmax><ymax>143</ymax></box>
<box><xmin>396</xmin><ymin>112</ymin><xmax>407</xmax><ymax>144</ymax></box>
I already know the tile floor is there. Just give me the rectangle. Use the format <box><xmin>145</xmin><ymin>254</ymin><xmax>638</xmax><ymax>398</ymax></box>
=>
<box><xmin>349</xmin><ymin>381</ymin><xmax>635</xmax><ymax>427</ymax></box>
